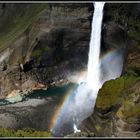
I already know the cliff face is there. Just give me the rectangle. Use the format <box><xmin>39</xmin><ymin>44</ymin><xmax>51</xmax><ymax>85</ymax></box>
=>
<box><xmin>0</xmin><ymin>3</ymin><xmax>92</xmax><ymax>98</ymax></box>
<box><xmin>80</xmin><ymin>76</ymin><xmax>140</xmax><ymax>137</ymax></box>
<box><xmin>0</xmin><ymin>3</ymin><xmax>140</xmax><ymax>137</ymax></box>
<box><xmin>80</xmin><ymin>3</ymin><xmax>140</xmax><ymax>137</ymax></box>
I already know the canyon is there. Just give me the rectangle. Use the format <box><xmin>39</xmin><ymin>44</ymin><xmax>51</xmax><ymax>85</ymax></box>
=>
<box><xmin>0</xmin><ymin>3</ymin><xmax>140</xmax><ymax>137</ymax></box>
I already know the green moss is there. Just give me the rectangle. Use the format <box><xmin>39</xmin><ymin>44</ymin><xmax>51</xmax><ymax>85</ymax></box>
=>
<box><xmin>0</xmin><ymin>128</ymin><xmax>14</xmax><ymax>137</ymax></box>
<box><xmin>123</xmin><ymin>75</ymin><xmax>140</xmax><ymax>88</ymax></box>
<box><xmin>44</xmin><ymin>45</ymin><xmax>50</xmax><ymax>51</ymax></box>
<box><xmin>120</xmin><ymin>98</ymin><xmax>140</xmax><ymax>119</ymax></box>
<box><xmin>32</xmin><ymin>49</ymin><xmax>42</xmax><ymax>58</ymax></box>
<box><xmin>0</xmin><ymin>4</ymin><xmax>48</xmax><ymax>51</ymax></box>
<box><xmin>124</xmin><ymin>67</ymin><xmax>139</xmax><ymax>77</ymax></box>
<box><xmin>96</xmin><ymin>77</ymin><xmax>124</xmax><ymax>110</ymax></box>
<box><xmin>126</xmin><ymin>117</ymin><xmax>135</xmax><ymax>124</ymax></box>
<box><xmin>0</xmin><ymin>127</ymin><xmax>51</xmax><ymax>137</ymax></box>
<box><xmin>95</xmin><ymin>124</ymin><xmax>101</xmax><ymax>132</ymax></box>
<box><xmin>31</xmin><ymin>44</ymin><xmax>50</xmax><ymax>59</ymax></box>
<box><xmin>96</xmin><ymin>75</ymin><xmax>139</xmax><ymax>110</ymax></box>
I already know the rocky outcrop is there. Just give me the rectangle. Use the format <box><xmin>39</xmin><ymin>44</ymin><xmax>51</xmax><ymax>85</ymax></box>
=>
<box><xmin>0</xmin><ymin>83</ymin><xmax>75</xmax><ymax>133</ymax></box>
<box><xmin>0</xmin><ymin>3</ymin><xmax>140</xmax><ymax>138</ymax></box>
<box><xmin>79</xmin><ymin>3</ymin><xmax>140</xmax><ymax>137</ymax></box>
<box><xmin>103</xmin><ymin>3</ymin><xmax>140</xmax><ymax>75</ymax></box>
<box><xmin>66</xmin><ymin>131</ymin><xmax>95</xmax><ymax>137</ymax></box>
<box><xmin>0</xmin><ymin>98</ymin><xmax>57</xmax><ymax>131</ymax></box>
<box><xmin>0</xmin><ymin>3</ymin><xmax>93</xmax><ymax>98</ymax></box>
<box><xmin>80</xmin><ymin>75</ymin><xmax>140</xmax><ymax>137</ymax></box>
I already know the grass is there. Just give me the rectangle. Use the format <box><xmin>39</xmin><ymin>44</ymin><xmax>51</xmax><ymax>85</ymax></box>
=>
<box><xmin>95</xmin><ymin>124</ymin><xmax>101</xmax><ymax>132</ymax></box>
<box><xmin>96</xmin><ymin>75</ymin><xmax>139</xmax><ymax>110</ymax></box>
<box><xmin>31</xmin><ymin>43</ymin><xmax>50</xmax><ymax>59</ymax></box>
<box><xmin>0</xmin><ymin>4</ymin><xmax>48</xmax><ymax>51</ymax></box>
<box><xmin>125</xmin><ymin>102</ymin><xmax>140</xmax><ymax>117</ymax></box>
<box><xmin>32</xmin><ymin>49</ymin><xmax>42</xmax><ymax>58</ymax></box>
<box><xmin>0</xmin><ymin>127</ymin><xmax>51</xmax><ymax>137</ymax></box>
<box><xmin>118</xmin><ymin>96</ymin><xmax>140</xmax><ymax>121</ymax></box>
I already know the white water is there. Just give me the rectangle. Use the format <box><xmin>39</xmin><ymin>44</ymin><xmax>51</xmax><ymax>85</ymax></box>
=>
<box><xmin>73</xmin><ymin>2</ymin><xmax>105</xmax><ymax>133</ymax></box>
<box><xmin>73</xmin><ymin>123</ymin><xmax>81</xmax><ymax>133</ymax></box>
<box><xmin>52</xmin><ymin>2</ymin><xmax>124</xmax><ymax>136</ymax></box>
<box><xmin>86</xmin><ymin>2</ymin><xmax>105</xmax><ymax>91</ymax></box>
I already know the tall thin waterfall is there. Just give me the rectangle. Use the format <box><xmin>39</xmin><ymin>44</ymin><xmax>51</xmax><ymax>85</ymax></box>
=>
<box><xmin>51</xmin><ymin>1</ymin><xmax>124</xmax><ymax>136</ymax></box>
<box><xmin>73</xmin><ymin>2</ymin><xmax>105</xmax><ymax>133</ymax></box>
<box><xmin>51</xmin><ymin>2</ymin><xmax>124</xmax><ymax>136</ymax></box>
<box><xmin>86</xmin><ymin>2</ymin><xmax>105</xmax><ymax>91</ymax></box>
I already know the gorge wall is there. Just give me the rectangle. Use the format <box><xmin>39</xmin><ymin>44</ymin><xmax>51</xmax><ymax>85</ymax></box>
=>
<box><xmin>0</xmin><ymin>3</ymin><xmax>140</xmax><ymax>137</ymax></box>
<box><xmin>0</xmin><ymin>3</ymin><xmax>92</xmax><ymax>98</ymax></box>
<box><xmin>79</xmin><ymin>3</ymin><xmax>140</xmax><ymax>137</ymax></box>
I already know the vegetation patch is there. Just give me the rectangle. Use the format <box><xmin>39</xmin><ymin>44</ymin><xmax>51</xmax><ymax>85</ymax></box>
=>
<box><xmin>0</xmin><ymin>127</ymin><xmax>51</xmax><ymax>137</ymax></box>
<box><xmin>32</xmin><ymin>49</ymin><xmax>42</xmax><ymax>59</ymax></box>
<box><xmin>31</xmin><ymin>43</ymin><xmax>50</xmax><ymax>59</ymax></box>
<box><xmin>95</xmin><ymin>124</ymin><xmax>102</xmax><ymax>132</ymax></box>
<box><xmin>0</xmin><ymin>4</ymin><xmax>48</xmax><ymax>51</ymax></box>
<box><xmin>96</xmin><ymin>75</ymin><xmax>139</xmax><ymax>110</ymax></box>
<box><xmin>123</xmin><ymin>102</ymin><xmax>140</xmax><ymax>118</ymax></box>
<box><xmin>117</xmin><ymin>90</ymin><xmax>140</xmax><ymax>123</ymax></box>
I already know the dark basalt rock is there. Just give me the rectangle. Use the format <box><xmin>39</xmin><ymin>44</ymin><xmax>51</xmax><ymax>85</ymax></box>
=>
<box><xmin>0</xmin><ymin>3</ymin><xmax>140</xmax><ymax>138</ymax></box>
<box><xmin>80</xmin><ymin>3</ymin><xmax>140</xmax><ymax>138</ymax></box>
<box><xmin>80</xmin><ymin>77</ymin><xmax>140</xmax><ymax>137</ymax></box>
<box><xmin>0</xmin><ymin>3</ymin><xmax>92</xmax><ymax>98</ymax></box>
<box><xmin>66</xmin><ymin>131</ymin><xmax>95</xmax><ymax>137</ymax></box>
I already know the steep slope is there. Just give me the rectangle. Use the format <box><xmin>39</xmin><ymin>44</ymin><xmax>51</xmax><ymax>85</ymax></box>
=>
<box><xmin>0</xmin><ymin>3</ymin><xmax>92</xmax><ymax>99</ymax></box>
<box><xmin>79</xmin><ymin>3</ymin><xmax>140</xmax><ymax>137</ymax></box>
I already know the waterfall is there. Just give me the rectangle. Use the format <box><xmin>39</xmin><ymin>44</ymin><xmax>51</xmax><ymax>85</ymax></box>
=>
<box><xmin>86</xmin><ymin>2</ymin><xmax>105</xmax><ymax>91</ymax></box>
<box><xmin>51</xmin><ymin>2</ymin><xmax>124</xmax><ymax>136</ymax></box>
<box><xmin>73</xmin><ymin>2</ymin><xmax>105</xmax><ymax>133</ymax></box>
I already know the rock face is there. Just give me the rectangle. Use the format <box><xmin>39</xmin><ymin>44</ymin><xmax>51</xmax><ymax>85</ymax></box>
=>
<box><xmin>103</xmin><ymin>3</ymin><xmax>140</xmax><ymax>74</ymax></box>
<box><xmin>0</xmin><ymin>3</ymin><xmax>140</xmax><ymax>138</ymax></box>
<box><xmin>0</xmin><ymin>3</ymin><xmax>92</xmax><ymax>98</ymax></box>
<box><xmin>80</xmin><ymin>76</ymin><xmax>140</xmax><ymax>137</ymax></box>
<box><xmin>79</xmin><ymin>3</ymin><xmax>140</xmax><ymax>138</ymax></box>
<box><xmin>0</xmin><ymin>82</ymin><xmax>75</xmax><ymax>133</ymax></box>
<box><xmin>0</xmin><ymin>98</ymin><xmax>59</xmax><ymax>131</ymax></box>
<box><xmin>66</xmin><ymin>131</ymin><xmax>95</xmax><ymax>137</ymax></box>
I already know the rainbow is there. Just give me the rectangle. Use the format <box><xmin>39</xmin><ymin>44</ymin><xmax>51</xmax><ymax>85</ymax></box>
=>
<box><xmin>48</xmin><ymin>70</ymin><xmax>87</xmax><ymax>134</ymax></box>
<box><xmin>48</xmin><ymin>49</ymin><xmax>121</xmax><ymax>135</ymax></box>
<box><xmin>48</xmin><ymin>84</ymin><xmax>77</xmax><ymax>134</ymax></box>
